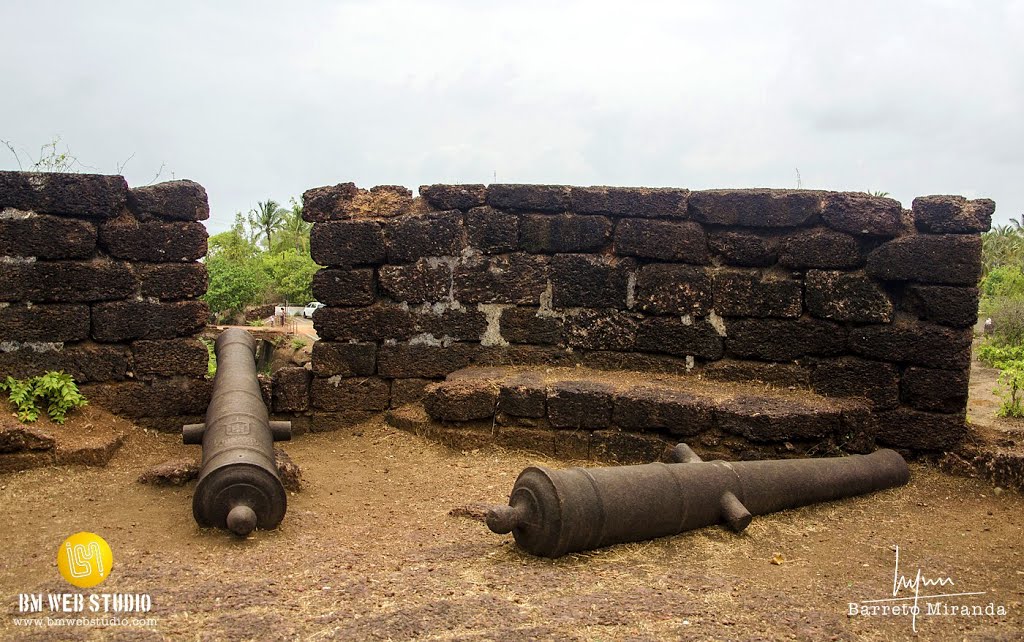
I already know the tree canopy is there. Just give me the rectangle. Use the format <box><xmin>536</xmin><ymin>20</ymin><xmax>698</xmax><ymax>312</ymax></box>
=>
<box><xmin>203</xmin><ymin>199</ymin><xmax>318</xmax><ymax>322</ymax></box>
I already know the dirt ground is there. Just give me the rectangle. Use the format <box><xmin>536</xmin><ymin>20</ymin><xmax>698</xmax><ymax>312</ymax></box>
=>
<box><xmin>1</xmin><ymin>407</ymin><xmax>1022</xmax><ymax>641</ymax></box>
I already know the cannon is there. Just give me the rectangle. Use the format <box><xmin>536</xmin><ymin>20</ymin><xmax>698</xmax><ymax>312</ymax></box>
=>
<box><xmin>484</xmin><ymin>444</ymin><xmax>910</xmax><ymax>558</ymax></box>
<box><xmin>183</xmin><ymin>328</ymin><xmax>291</xmax><ymax>536</ymax></box>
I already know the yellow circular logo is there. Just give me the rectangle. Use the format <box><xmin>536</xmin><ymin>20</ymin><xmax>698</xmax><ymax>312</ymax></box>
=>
<box><xmin>56</xmin><ymin>532</ymin><xmax>113</xmax><ymax>589</ymax></box>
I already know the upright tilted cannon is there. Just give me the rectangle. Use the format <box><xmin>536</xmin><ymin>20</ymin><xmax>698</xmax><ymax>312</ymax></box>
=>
<box><xmin>183</xmin><ymin>328</ymin><xmax>291</xmax><ymax>536</ymax></box>
<box><xmin>484</xmin><ymin>444</ymin><xmax>910</xmax><ymax>558</ymax></box>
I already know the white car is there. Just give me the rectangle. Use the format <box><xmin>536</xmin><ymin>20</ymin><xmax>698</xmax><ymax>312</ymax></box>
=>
<box><xmin>302</xmin><ymin>302</ymin><xmax>325</xmax><ymax>319</ymax></box>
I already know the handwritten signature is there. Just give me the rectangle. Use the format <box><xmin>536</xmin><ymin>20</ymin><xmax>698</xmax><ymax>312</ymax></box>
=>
<box><xmin>854</xmin><ymin>545</ymin><xmax>986</xmax><ymax>632</ymax></box>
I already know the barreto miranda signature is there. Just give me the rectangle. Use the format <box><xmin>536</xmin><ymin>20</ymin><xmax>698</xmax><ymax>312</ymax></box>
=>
<box><xmin>848</xmin><ymin>545</ymin><xmax>1008</xmax><ymax>633</ymax></box>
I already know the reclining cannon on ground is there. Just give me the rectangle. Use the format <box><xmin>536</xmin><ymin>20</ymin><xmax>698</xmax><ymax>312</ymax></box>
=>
<box><xmin>183</xmin><ymin>328</ymin><xmax>291</xmax><ymax>536</ymax></box>
<box><xmin>484</xmin><ymin>444</ymin><xmax>910</xmax><ymax>558</ymax></box>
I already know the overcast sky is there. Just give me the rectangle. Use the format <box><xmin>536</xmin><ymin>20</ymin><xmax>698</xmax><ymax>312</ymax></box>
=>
<box><xmin>1</xmin><ymin>0</ymin><xmax>1022</xmax><ymax>234</ymax></box>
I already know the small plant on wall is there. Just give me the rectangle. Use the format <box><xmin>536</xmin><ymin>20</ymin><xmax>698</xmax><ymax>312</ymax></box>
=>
<box><xmin>0</xmin><ymin>371</ymin><xmax>88</xmax><ymax>424</ymax></box>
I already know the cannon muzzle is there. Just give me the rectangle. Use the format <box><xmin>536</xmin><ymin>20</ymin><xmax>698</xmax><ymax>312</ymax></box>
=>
<box><xmin>485</xmin><ymin>444</ymin><xmax>909</xmax><ymax>558</ymax></box>
<box><xmin>184</xmin><ymin>328</ymin><xmax>291</xmax><ymax>536</ymax></box>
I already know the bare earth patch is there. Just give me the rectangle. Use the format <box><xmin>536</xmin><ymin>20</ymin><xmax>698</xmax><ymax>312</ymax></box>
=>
<box><xmin>1</xmin><ymin>416</ymin><xmax>1022</xmax><ymax>640</ymax></box>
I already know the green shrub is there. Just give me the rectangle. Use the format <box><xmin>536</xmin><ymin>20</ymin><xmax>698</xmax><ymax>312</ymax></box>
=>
<box><xmin>0</xmin><ymin>372</ymin><xmax>88</xmax><ymax>424</ymax></box>
<box><xmin>200</xmin><ymin>338</ymin><xmax>217</xmax><ymax>379</ymax></box>
<box><xmin>997</xmin><ymin>361</ymin><xmax>1024</xmax><ymax>417</ymax></box>
<box><xmin>291</xmin><ymin>338</ymin><xmax>307</xmax><ymax>350</ymax></box>
<box><xmin>985</xmin><ymin>298</ymin><xmax>1024</xmax><ymax>346</ymax></box>
<box><xmin>977</xmin><ymin>342</ymin><xmax>1024</xmax><ymax>368</ymax></box>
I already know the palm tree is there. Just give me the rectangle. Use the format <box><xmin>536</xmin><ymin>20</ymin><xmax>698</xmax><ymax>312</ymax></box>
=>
<box><xmin>279</xmin><ymin>198</ymin><xmax>311</xmax><ymax>253</ymax></box>
<box><xmin>248</xmin><ymin>199</ymin><xmax>287</xmax><ymax>251</ymax></box>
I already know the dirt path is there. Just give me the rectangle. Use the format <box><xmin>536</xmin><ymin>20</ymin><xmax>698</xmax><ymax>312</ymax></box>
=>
<box><xmin>2</xmin><ymin>418</ymin><xmax>1022</xmax><ymax>640</ymax></box>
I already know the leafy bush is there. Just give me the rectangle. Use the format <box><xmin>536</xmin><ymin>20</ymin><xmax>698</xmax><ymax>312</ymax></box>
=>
<box><xmin>985</xmin><ymin>298</ymin><xmax>1024</xmax><ymax>347</ymax></box>
<box><xmin>997</xmin><ymin>362</ymin><xmax>1024</xmax><ymax>417</ymax></box>
<box><xmin>0</xmin><ymin>372</ymin><xmax>88</xmax><ymax>424</ymax></box>
<box><xmin>291</xmin><ymin>338</ymin><xmax>307</xmax><ymax>350</ymax></box>
<box><xmin>977</xmin><ymin>342</ymin><xmax>1024</xmax><ymax>368</ymax></box>
<box><xmin>200</xmin><ymin>338</ymin><xmax>217</xmax><ymax>379</ymax></box>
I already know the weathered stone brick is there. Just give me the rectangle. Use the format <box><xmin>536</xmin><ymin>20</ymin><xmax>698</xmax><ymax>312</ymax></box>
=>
<box><xmin>848</xmin><ymin>321</ymin><xmax>972</xmax><ymax>369</ymax></box>
<box><xmin>419</xmin><ymin>184</ymin><xmax>487</xmax><ymax>211</ymax></box>
<box><xmin>689</xmin><ymin>189</ymin><xmax>823</xmax><ymax>227</ymax></box>
<box><xmin>0</xmin><ymin>215</ymin><xmax>96</xmax><ymax>259</ymax></box>
<box><xmin>500</xmin><ymin>307</ymin><xmax>564</xmax><ymax>345</ymax></box>
<box><xmin>580</xmin><ymin>351</ymin><xmax>690</xmax><ymax>374</ymax></box>
<box><xmin>725</xmin><ymin>318</ymin><xmax>846</xmax><ymax>361</ymax></box>
<box><xmin>712</xmin><ymin>271</ymin><xmax>802</xmax><ymax>318</ymax></box>
<box><xmin>613</xmin><ymin>386</ymin><xmax>715</xmax><ymax>435</ymax></box>
<box><xmin>0</xmin><ymin>171</ymin><xmax>127</xmax><ymax>218</ymax></box>
<box><xmin>547</xmin><ymin>381</ymin><xmax>614</xmax><ymax>429</ymax></box>
<box><xmin>91</xmin><ymin>300</ymin><xmax>208</xmax><ymax>342</ymax></box>
<box><xmin>707</xmin><ymin>231</ymin><xmax>777</xmax><ymax>267</ymax></box>
<box><xmin>875</xmin><ymin>408</ymin><xmax>966</xmax><ymax>450</ymax></box>
<box><xmin>498</xmin><ymin>377</ymin><xmax>547</xmax><ymax>418</ymax></box>
<box><xmin>810</xmin><ymin>357</ymin><xmax>899</xmax><ymax>409</ymax></box>
<box><xmin>591</xmin><ymin>430</ymin><xmax>670</xmax><ymax>464</ymax></box>
<box><xmin>83</xmin><ymin>377</ymin><xmax>212</xmax><ymax>418</ymax></box>
<box><xmin>312</xmin><ymin>268</ymin><xmax>376</xmax><ymax>306</ymax></box>
<box><xmin>901</xmin><ymin>367</ymin><xmax>969</xmax><ymax>413</ymax></box>
<box><xmin>423</xmin><ymin>380</ymin><xmax>498</xmax><ymax>421</ymax></box>
<box><xmin>128</xmin><ymin>180</ymin><xmax>209</xmax><ymax>221</ymax></box>
<box><xmin>636</xmin><ymin>317</ymin><xmax>724</xmax><ymax>359</ymax></box>
<box><xmin>310</xmin><ymin>220</ymin><xmax>386</xmax><ymax>267</ymax></box>
<box><xmin>635</xmin><ymin>264</ymin><xmax>713</xmax><ymax>316</ymax></box>
<box><xmin>311</xmin><ymin>376</ymin><xmax>389</xmax><ymax>411</ymax></box>
<box><xmin>377</xmin><ymin>344</ymin><xmax>479</xmax><ymax>378</ymax></box>
<box><xmin>550</xmin><ymin>254</ymin><xmax>633</xmax><ymax>308</ymax></box>
<box><xmin>302</xmin><ymin>183</ymin><xmax>412</xmax><ymax>222</ymax></box>
<box><xmin>912</xmin><ymin>195</ymin><xmax>994</xmax><ymax>234</ymax></box>
<box><xmin>614</xmin><ymin>219</ymin><xmax>709</xmax><ymax>263</ymax></box>
<box><xmin>564</xmin><ymin>310</ymin><xmax>641</xmax><ymax>351</ymax></box>
<box><xmin>132</xmin><ymin>339</ymin><xmax>209</xmax><ymax>378</ymax></box>
<box><xmin>778</xmin><ymin>228</ymin><xmax>863</xmax><ymax>269</ymax></box>
<box><xmin>272</xmin><ymin>367</ymin><xmax>312</xmax><ymax>413</ymax></box>
<box><xmin>377</xmin><ymin>261</ymin><xmax>448</xmax><ymax>303</ymax></box>
<box><xmin>805</xmin><ymin>270</ymin><xmax>893</xmax><ymax>323</ymax></box>
<box><xmin>866</xmin><ymin>234</ymin><xmax>981</xmax><ymax>285</ymax></box>
<box><xmin>700</xmin><ymin>359</ymin><xmax>810</xmax><ymax>388</ymax></box>
<box><xmin>302</xmin><ymin>182</ymin><xmax>361</xmax><ymax>222</ymax></box>
<box><xmin>99</xmin><ymin>215</ymin><xmax>207</xmax><ymax>262</ymax></box>
<box><xmin>487</xmin><ymin>184</ymin><xmax>570</xmax><ymax>212</ymax></box>
<box><xmin>311</xmin><ymin>342</ymin><xmax>377</xmax><ymax>377</ymax></box>
<box><xmin>554</xmin><ymin>430</ymin><xmax>591</xmax><ymax>460</ymax></box>
<box><xmin>902</xmin><ymin>285</ymin><xmax>979</xmax><ymax>328</ymax></box>
<box><xmin>384</xmin><ymin>211</ymin><xmax>464</xmax><ymax>262</ymax></box>
<box><xmin>520</xmin><ymin>213</ymin><xmax>611</xmax><ymax>253</ymax></box>
<box><xmin>313</xmin><ymin>305</ymin><xmax>415</xmax><ymax>342</ymax></box>
<box><xmin>137</xmin><ymin>263</ymin><xmax>208</xmax><ymax>300</ymax></box>
<box><xmin>453</xmin><ymin>253</ymin><xmax>549</xmax><ymax>304</ymax></box>
<box><xmin>0</xmin><ymin>260</ymin><xmax>136</xmax><ymax>303</ymax></box>
<box><xmin>569</xmin><ymin>186</ymin><xmax>688</xmax><ymax>217</ymax></box>
<box><xmin>716</xmin><ymin>395</ymin><xmax>842</xmax><ymax>442</ymax></box>
<box><xmin>465</xmin><ymin>206</ymin><xmax>518</xmax><ymax>253</ymax></box>
<box><xmin>0</xmin><ymin>344</ymin><xmax>130</xmax><ymax>382</ymax></box>
<box><xmin>0</xmin><ymin>303</ymin><xmax>90</xmax><ymax>342</ymax></box>
<box><xmin>391</xmin><ymin>378</ymin><xmax>438</xmax><ymax>407</ymax></box>
<box><xmin>413</xmin><ymin>308</ymin><xmax>487</xmax><ymax>341</ymax></box>
<box><xmin>821</xmin><ymin>192</ymin><xmax>904</xmax><ymax>236</ymax></box>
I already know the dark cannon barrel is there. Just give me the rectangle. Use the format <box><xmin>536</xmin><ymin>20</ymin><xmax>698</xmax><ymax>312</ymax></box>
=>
<box><xmin>183</xmin><ymin>328</ymin><xmax>291</xmax><ymax>536</ymax></box>
<box><xmin>485</xmin><ymin>444</ymin><xmax>909</xmax><ymax>558</ymax></box>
